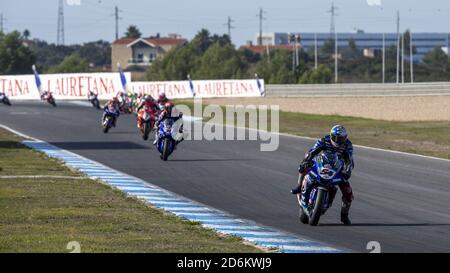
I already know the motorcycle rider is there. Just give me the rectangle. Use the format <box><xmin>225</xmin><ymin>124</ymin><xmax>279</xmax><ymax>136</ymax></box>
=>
<box><xmin>136</xmin><ymin>95</ymin><xmax>158</xmax><ymax>130</ymax></box>
<box><xmin>102</xmin><ymin>96</ymin><xmax>120</xmax><ymax>127</ymax></box>
<box><xmin>291</xmin><ymin>125</ymin><xmax>354</xmax><ymax>225</ymax></box>
<box><xmin>153</xmin><ymin>101</ymin><xmax>184</xmax><ymax>146</ymax></box>
<box><xmin>87</xmin><ymin>91</ymin><xmax>99</xmax><ymax>108</ymax></box>
<box><xmin>156</xmin><ymin>92</ymin><xmax>170</xmax><ymax>110</ymax></box>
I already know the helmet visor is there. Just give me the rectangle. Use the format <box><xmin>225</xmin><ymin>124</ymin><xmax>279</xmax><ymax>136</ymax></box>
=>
<box><xmin>331</xmin><ymin>134</ymin><xmax>347</xmax><ymax>145</ymax></box>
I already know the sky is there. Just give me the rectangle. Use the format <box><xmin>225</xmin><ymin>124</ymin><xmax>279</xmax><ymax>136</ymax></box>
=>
<box><xmin>0</xmin><ymin>0</ymin><xmax>449</xmax><ymax>46</ymax></box>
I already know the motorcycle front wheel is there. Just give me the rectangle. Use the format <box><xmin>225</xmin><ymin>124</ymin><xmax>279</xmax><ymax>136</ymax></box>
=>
<box><xmin>309</xmin><ymin>188</ymin><xmax>327</xmax><ymax>226</ymax></box>
<box><xmin>103</xmin><ymin>117</ymin><xmax>111</xmax><ymax>133</ymax></box>
<box><xmin>161</xmin><ymin>138</ymin><xmax>171</xmax><ymax>161</ymax></box>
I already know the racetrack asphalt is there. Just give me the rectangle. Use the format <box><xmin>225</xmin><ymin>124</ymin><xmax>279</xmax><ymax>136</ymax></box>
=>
<box><xmin>1</xmin><ymin>101</ymin><xmax>450</xmax><ymax>253</ymax></box>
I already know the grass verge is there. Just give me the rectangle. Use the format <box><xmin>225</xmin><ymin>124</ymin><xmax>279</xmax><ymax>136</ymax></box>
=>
<box><xmin>176</xmin><ymin>100</ymin><xmax>450</xmax><ymax>160</ymax></box>
<box><xmin>0</xmin><ymin>128</ymin><xmax>261</xmax><ymax>253</ymax></box>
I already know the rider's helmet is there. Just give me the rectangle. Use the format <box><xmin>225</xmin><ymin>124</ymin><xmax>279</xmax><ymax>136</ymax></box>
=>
<box><xmin>330</xmin><ymin>125</ymin><xmax>348</xmax><ymax>147</ymax></box>
<box><xmin>158</xmin><ymin>92</ymin><xmax>166</xmax><ymax>102</ymax></box>
<box><xmin>164</xmin><ymin>102</ymin><xmax>173</xmax><ymax>113</ymax></box>
<box><xmin>112</xmin><ymin>96</ymin><xmax>119</xmax><ymax>103</ymax></box>
<box><xmin>145</xmin><ymin>95</ymin><xmax>153</xmax><ymax>102</ymax></box>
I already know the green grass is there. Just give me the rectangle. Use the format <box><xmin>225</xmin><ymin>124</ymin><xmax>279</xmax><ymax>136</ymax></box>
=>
<box><xmin>0</xmin><ymin>129</ymin><xmax>261</xmax><ymax>253</ymax></box>
<box><xmin>177</xmin><ymin>100</ymin><xmax>450</xmax><ymax>160</ymax></box>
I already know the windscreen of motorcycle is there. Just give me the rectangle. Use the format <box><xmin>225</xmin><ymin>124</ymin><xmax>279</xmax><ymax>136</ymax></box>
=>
<box><xmin>317</xmin><ymin>152</ymin><xmax>343</xmax><ymax>180</ymax></box>
<box><xmin>163</xmin><ymin>119</ymin><xmax>174</xmax><ymax>133</ymax></box>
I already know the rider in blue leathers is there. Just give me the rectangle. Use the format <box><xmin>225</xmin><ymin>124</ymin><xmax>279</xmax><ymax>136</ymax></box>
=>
<box><xmin>291</xmin><ymin>125</ymin><xmax>354</xmax><ymax>225</ymax></box>
<box><xmin>102</xmin><ymin>96</ymin><xmax>120</xmax><ymax>127</ymax></box>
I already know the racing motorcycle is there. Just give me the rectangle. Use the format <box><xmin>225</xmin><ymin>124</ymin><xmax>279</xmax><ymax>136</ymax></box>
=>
<box><xmin>297</xmin><ymin>151</ymin><xmax>347</xmax><ymax>226</ymax></box>
<box><xmin>0</xmin><ymin>92</ymin><xmax>11</xmax><ymax>106</ymax></box>
<box><xmin>137</xmin><ymin>105</ymin><xmax>156</xmax><ymax>140</ymax></box>
<box><xmin>41</xmin><ymin>91</ymin><xmax>57</xmax><ymax>107</ymax></box>
<box><xmin>88</xmin><ymin>92</ymin><xmax>100</xmax><ymax>109</ymax></box>
<box><xmin>156</xmin><ymin>114</ymin><xmax>183</xmax><ymax>161</ymax></box>
<box><xmin>102</xmin><ymin>107</ymin><xmax>119</xmax><ymax>133</ymax></box>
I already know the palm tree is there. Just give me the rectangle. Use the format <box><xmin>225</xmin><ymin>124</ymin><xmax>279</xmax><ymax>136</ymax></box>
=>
<box><xmin>125</xmin><ymin>25</ymin><xmax>142</xmax><ymax>39</ymax></box>
<box><xmin>23</xmin><ymin>29</ymin><xmax>30</xmax><ymax>40</ymax></box>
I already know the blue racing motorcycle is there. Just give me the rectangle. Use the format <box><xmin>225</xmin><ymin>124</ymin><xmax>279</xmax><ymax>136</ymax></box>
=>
<box><xmin>102</xmin><ymin>108</ymin><xmax>119</xmax><ymax>133</ymax></box>
<box><xmin>157</xmin><ymin>115</ymin><xmax>183</xmax><ymax>161</ymax></box>
<box><xmin>297</xmin><ymin>151</ymin><xmax>346</xmax><ymax>226</ymax></box>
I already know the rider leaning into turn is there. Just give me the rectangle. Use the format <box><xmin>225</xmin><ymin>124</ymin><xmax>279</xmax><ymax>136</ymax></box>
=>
<box><xmin>291</xmin><ymin>125</ymin><xmax>354</xmax><ymax>225</ymax></box>
<box><xmin>136</xmin><ymin>95</ymin><xmax>158</xmax><ymax>128</ymax></box>
<box><xmin>156</xmin><ymin>92</ymin><xmax>170</xmax><ymax>109</ymax></box>
<box><xmin>153</xmin><ymin>101</ymin><xmax>184</xmax><ymax>146</ymax></box>
<box><xmin>102</xmin><ymin>96</ymin><xmax>121</xmax><ymax>127</ymax></box>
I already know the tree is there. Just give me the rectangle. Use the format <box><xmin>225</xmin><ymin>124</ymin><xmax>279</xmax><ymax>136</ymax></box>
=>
<box><xmin>78</xmin><ymin>40</ymin><xmax>111</xmax><ymax>66</ymax></box>
<box><xmin>125</xmin><ymin>25</ymin><xmax>142</xmax><ymax>39</ymax></box>
<box><xmin>348</xmin><ymin>38</ymin><xmax>357</xmax><ymax>52</ymax></box>
<box><xmin>194</xmin><ymin>42</ymin><xmax>246</xmax><ymax>79</ymax></box>
<box><xmin>321</xmin><ymin>38</ymin><xmax>335</xmax><ymax>56</ymax></box>
<box><xmin>0</xmin><ymin>31</ymin><xmax>36</xmax><ymax>74</ymax></box>
<box><xmin>47</xmin><ymin>54</ymin><xmax>89</xmax><ymax>73</ymax></box>
<box><xmin>299</xmin><ymin>65</ymin><xmax>332</xmax><ymax>84</ymax></box>
<box><xmin>23</xmin><ymin>29</ymin><xmax>30</xmax><ymax>40</ymax></box>
<box><xmin>422</xmin><ymin>47</ymin><xmax>449</xmax><ymax>73</ymax></box>
<box><xmin>255</xmin><ymin>49</ymin><xmax>297</xmax><ymax>84</ymax></box>
<box><xmin>191</xmin><ymin>29</ymin><xmax>213</xmax><ymax>53</ymax></box>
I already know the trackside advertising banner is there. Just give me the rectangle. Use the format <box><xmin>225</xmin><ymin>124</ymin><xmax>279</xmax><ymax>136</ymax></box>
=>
<box><xmin>129</xmin><ymin>79</ymin><xmax>265</xmax><ymax>99</ymax></box>
<box><xmin>0</xmin><ymin>72</ymin><xmax>131</xmax><ymax>100</ymax></box>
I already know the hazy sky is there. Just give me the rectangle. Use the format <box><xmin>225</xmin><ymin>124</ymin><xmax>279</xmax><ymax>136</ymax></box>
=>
<box><xmin>1</xmin><ymin>0</ymin><xmax>449</xmax><ymax>45</ymax></box>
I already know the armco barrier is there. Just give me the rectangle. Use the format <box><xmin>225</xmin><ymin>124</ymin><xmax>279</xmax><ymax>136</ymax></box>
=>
<box><xmin>265</xmin><ymin>82</ymin><xmax>450</xmax><ymax>97</ymax></box>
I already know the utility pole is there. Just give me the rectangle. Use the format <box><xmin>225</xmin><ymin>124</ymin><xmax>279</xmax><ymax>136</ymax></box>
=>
<box><xmin>335</xmin><ymin>31</ymin><xmax>338</xmax><ymax>83</ymax></box>
<box><xmin>113</xmin><ymin>6</ymin><xmax>123</xmax><ymax>40</ymax></box>
<box><xmin>328</xmin><ymin>2</ymin><xmax>337</xmax><ymax>37</ymax></box>
<box><xmin>396</xmin><ymin>10</ymin><xmax>400</xmax><ymax>84</ymax></box>
<box><xmin>289</xmin><ymin>33</ymin><xmax>295</xmax><ymax>71</ymax></box>
<box><xmin>295</xmin><ymin>34</ymin><xmax>300</xmax><ymax>69</ymax></box>
<box><xmin>382</xmin><ymin>33</ymin><xmax>385</xmax><ymax>83</ymax></box>
<box><xmin>401</xmin><ymin>33</ymin><xmax>405</xmax><ymax>83</ymax></box>
<box><xmin>257</xmin><ymin>8</ymin><xmax>266</xmax><ymax>46</ymax></box>
<box><xmin>0</xmin><ymin>14</ymin><xmax>6</xmax><ymax>33</ymax></box>
<box><xmin>410</xmin><ymin>30</ymin><xmax>414</xmax><ymax>83</ymax></box>
<box><xmin>328</xmin><ymin>2</ymin><xmax>339</xmax><ymax>83</ymax></box>
<box><xmin>225</xmin><ymin>16</ymin><xmax>235</xmax><ymax>38</ymax></box>
<box><xmin>314</xmin><ymin>33</ymin><xmax>318</xmax><ymax>69</ymax></box>
<box><xmin>57</xmin><ymin>0</ymin><xmax>65</xmax><ymax>45</ymax></box>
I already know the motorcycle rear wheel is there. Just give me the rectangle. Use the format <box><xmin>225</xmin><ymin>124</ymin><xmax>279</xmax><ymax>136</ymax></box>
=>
<box><xmin>143</xmin><ymin>122</ymin><xmax>150</xmax><ymax>140</ymax></box>
<box><xmin>3</xmin><ymin>97</ymin><xmax>11</xmax><ymax>106</ymax></box>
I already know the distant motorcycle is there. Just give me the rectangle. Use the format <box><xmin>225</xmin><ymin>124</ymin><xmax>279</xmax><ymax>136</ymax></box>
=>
<box><xmin>0</xmin><ymin>92</ymin><xmax>11</xmax><ymax>106</ymax></box>
<box><xmin>88</xmin><ymin>92</ymin><xmax>100</xmax><ymax>109</ymax></box>
<box><xmin>156</xmin><ymin>114</ymin><xmax>183</xmax><ymax>161</ymax></box>
<box><xmin>102</xmin><ymin>107</ymin><xmax>119</xmax><ymax>133</ymax></box>
<box><xmin>41</xmin><ymin>91</ymin><xmax>56</xmax><ymax>107</ymax></box>
<box><xmin>137</xmin><ymin>106</ymin><xmax>156</xmax><ymax>140</ymax></box>
<box><xmin>297</xmin><ymin>151</ymin><xmax>347</xmax><ymax>226</ymax></box>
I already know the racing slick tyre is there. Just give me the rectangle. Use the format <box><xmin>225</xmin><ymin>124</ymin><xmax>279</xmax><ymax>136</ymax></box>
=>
<box><xmin>161</xmin><ymin>138</ymin><xmax>170</xmax><ymax>161</ymax></box>
<box><xmin>309</xmin><ymin>188</ymin><xmax>327</xmax><ymax>226</ymax></box>
<box><xmin>143</xmin><ymin>122</ymin><xmax>150</xmax><ymax>141</ymax></box>
<box><xmin>299</xmin><ymin>207</ymin><xmax>309</xmax><ymax>224</ymax></box>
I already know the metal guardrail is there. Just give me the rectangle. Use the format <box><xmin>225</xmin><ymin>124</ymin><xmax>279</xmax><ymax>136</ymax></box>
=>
<box><xmin>265</xmin><ymin>82</ymin><xmax>450</xmax><ymax>97</ymax></box>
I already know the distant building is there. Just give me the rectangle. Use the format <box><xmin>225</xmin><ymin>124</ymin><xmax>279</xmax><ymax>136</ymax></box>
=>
<box><xmin>240</xmin><ymin>41</ymin><xmax>301</xmax><ymax>55</ymax></box>
<box><xmin>111</xmin><ymin>35</ymin><xmax>187</xmax><ymax>71</ymax></box>
<box><xmin>256</xmin><ymin>32</ymin><xmax>450</xmax><ymax>62</ymax></box>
